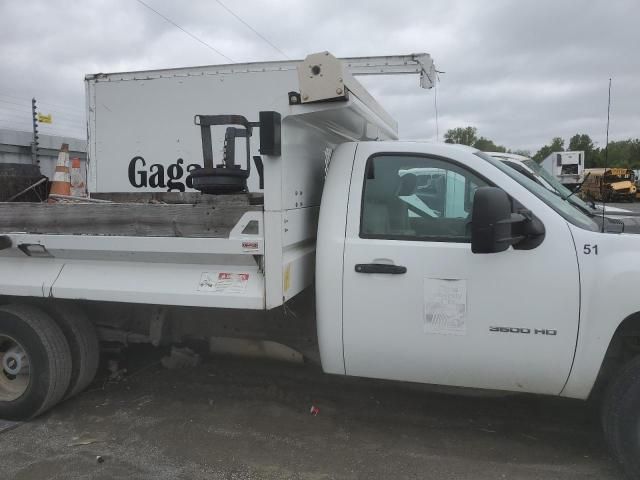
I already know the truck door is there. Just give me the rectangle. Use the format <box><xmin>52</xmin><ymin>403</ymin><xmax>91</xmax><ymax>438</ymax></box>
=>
<box><xmin>341</xmin><ymin>144</ymin><xmax>580</xmax><ymax>395</ymax></box>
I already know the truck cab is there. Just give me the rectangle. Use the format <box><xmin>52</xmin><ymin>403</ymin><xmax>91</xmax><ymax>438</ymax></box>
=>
<box><xmin>318</xmin><ymin>140</ymin><xmax>640</xmax><ymax>403</ymax></box>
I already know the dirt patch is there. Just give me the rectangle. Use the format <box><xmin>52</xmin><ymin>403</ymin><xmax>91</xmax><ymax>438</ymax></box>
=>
<box><xmin>0</xmin><ymin>346</ymin><xmax>624</xmax><ymax>479</ymax></box>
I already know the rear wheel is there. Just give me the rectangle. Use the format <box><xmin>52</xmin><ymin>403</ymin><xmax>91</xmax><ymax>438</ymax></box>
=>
<box><xmin>0</xmin><ymin>304</ymin><xmax>72</xmax><ymax>420</ymax></box>
<box><xmin>41</xmin><ymin>301</ymin><xmax>100</xmax><ymax>399</ymax></box>
<box><xmin>602</xmin><ymin>355</ymin><xmax>640</xmax><ymax>479</ymax></box>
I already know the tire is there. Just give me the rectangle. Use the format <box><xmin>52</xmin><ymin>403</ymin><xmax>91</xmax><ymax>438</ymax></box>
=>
<box><xmin>41</xmin><ymin>301</ymin><xmax>100</xmax><ymax>399</ymax></box>
<box><xmin>602</xmin><ymin>355</ymin><xmax>640</xmax><ymax>479</ymax></box>
<box><xmin>0</xmin><ymin>304</ymin><xmax>72</xmax><ymax>420</ymax></box>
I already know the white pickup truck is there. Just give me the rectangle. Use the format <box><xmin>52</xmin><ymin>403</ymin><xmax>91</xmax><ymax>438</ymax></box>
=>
<box><xmin>1</xmin><ymin>52</ymin><xmax>639</xmax><ymax>478</ymax></box>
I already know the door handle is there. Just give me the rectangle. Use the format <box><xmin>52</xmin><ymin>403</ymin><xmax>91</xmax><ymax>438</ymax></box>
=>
<box><xmin>355</xmin><ymin>263</ymin><xmax>407</xmax><ymax>274</ymax></box>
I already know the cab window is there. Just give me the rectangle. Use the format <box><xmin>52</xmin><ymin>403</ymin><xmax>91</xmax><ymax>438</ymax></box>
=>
<box><xmin>360</xmin><ymin>154</ymin><xmax>488</xmax><ymax>242</ymax></box>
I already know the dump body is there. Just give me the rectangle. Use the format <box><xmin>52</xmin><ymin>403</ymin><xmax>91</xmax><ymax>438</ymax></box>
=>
<box><xmin>0</xmin><ymin>53</ymin><xmax>413</xmax><ymax>311</ymax></box>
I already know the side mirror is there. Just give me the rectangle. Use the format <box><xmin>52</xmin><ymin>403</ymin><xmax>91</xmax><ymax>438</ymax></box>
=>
<box><xmin>471</xmin><ymin>187</ymin><xmax>530</xmax><ymax>254</ymax></box>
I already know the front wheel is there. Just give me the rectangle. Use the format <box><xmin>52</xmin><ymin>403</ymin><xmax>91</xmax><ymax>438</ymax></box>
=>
<box><xmin>0</xmin><ymin>304</ymin><xmax>72</xmax><ymax>420</ymax></box>
<box><xmin>602</xmin><ymin>355</ymin><xmax>640</xmax><ymax>479</ymax></box>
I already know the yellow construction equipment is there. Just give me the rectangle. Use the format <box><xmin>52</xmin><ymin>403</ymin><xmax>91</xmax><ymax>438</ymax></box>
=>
<box><xmin>581</xmin><ymin>168</ymin><xmax>636</xmax><ymax>202</ymax></box>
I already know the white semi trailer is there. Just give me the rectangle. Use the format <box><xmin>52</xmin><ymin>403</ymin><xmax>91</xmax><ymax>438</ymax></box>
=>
<box><xmin>540</xmin><ymin>150</ymin><xmax>585</xmax><ymax>189</ymax></box>
<box><xmin>1</xmin><ymin>52</ymin><xmax>640</xmax><ymax>478</ymax></box>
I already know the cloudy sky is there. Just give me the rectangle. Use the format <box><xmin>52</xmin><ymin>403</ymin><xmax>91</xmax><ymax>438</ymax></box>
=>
<box><xmin>0</xmin><ymin>0</ymin><xmax>638</xmax><ymax>153</ymax></box>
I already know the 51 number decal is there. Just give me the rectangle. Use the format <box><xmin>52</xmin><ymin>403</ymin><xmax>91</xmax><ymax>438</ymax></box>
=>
<box><xmin>583</xmin><ymin>244</ymin><xmax>598</xmax><ymax>255</ymax></box>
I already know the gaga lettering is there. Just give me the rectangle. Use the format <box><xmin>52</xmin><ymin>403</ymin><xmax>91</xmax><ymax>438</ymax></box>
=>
<box><xmin>128</xmin><ymin>156</ymin><xmax>201</xmax><ymax>192</ymax></box>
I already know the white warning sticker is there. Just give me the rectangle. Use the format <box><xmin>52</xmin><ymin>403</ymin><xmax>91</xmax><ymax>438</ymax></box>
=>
<box><xmin>424</xmin><ymin>278</ymin><xmax>467</xmax><ymax>336</ymax></box>
<box><xmin>198</xmin><ymin>272</ymin><xmax>249</xmax><ymax>294</ymax></box>
<box><xmin>241</xmin><ymin>241</ymin><xmax>259</xmax><ymax>252</ymax></box>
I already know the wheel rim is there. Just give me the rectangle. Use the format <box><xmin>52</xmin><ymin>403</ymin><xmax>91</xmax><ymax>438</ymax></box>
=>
<box><xmin>0</xmin><ymin>335</ymin><xmax>30</xmax><ymax>401</ymax></box>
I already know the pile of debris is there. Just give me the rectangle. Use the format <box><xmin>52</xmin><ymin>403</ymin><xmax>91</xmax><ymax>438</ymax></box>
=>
<box><xmin>0</xmin><ymin>163</ymin><xmax>48</xmax><ymax>202</ymax></box>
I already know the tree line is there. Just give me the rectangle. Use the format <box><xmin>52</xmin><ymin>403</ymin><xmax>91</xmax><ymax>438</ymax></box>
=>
<box><xmin>443</xmin><ymin>126</ymin><xmax>640</xmax><ymax>168</ymax></box>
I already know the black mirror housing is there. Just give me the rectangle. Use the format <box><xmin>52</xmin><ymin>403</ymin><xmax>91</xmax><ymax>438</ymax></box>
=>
<box><xmin>471</xmin><ymin>187</ymin><xmax>514</xmax><ymax>253</ymax></box>
<box><xmin>471</xmin><ymin>187</ymin><xmax>545</xmax><ymax>253</ymax></box>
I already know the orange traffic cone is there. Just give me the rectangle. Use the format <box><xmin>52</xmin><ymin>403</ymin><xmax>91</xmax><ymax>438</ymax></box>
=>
<box><xmin>48</xmin><ymin>143</ymin><xmax>71</xmax><ymax>200</ymax></box>
<box><xmin>70</xmin><ymin>157</ymin><xmax>86</xmax><ymax>197</ymax></box>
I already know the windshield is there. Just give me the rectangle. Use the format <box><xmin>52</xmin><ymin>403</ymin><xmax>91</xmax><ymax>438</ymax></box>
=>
<box><xmin>476</xmin><ymin>152</ymin><xmax>599</xmax><ymax>231</ymax></box>
<box><xmin>521</xmin><ymin>159</ymin><xmax>594</xmax><ymax>212</ymax></box>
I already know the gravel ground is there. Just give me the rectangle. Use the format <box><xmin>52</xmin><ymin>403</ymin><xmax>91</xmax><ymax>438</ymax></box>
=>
<box><xmin>0</xmin><ymin>346</ymin><xmax>625</xmax><ymax>480</ymax></box>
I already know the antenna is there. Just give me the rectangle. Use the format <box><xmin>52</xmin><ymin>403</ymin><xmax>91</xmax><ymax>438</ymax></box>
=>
<box><xmin>601</xmin><ymin>78</ymin><xmax>611</xmax><ymax>232</ymax></box>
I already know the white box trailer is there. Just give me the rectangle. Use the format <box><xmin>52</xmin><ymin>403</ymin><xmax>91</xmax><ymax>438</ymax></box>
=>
<box><xmin>540</xmin><ymin>151</ymin><xmax>584</xmax><ymax>189</ymax></box>
<box><xmin>1</xmin><ymin>52</ymin><xmax>435</xmax><ymax>312</ymax></box>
